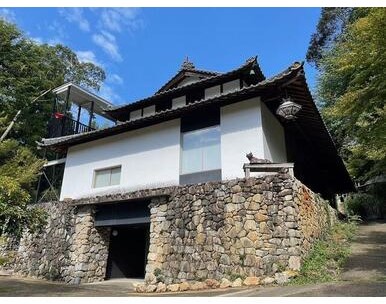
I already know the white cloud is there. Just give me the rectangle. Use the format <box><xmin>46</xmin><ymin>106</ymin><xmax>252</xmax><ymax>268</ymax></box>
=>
<box><xmin>0</xmin><ymin>8</ymin><xmax>16</xmax><ymax>23</ymax></box>
<box><xmin>47</xmin><ymin>21</ymin><xmax>67</xmax><ymax>45</ymax></box>
<box><xmin>92</xmin><ymin>31</ymin><xmax>122</xmax><ymax>62</ymax></box>
<box><xmin>76</xmin><ymin>50</ymin><xmax>103</xmax><ymax>67</ymax></box>
<box><xmin>99</xmin><ymin>8</ymin><xmax>142</xmax><ymax>33</ymax></box>
<box><xmin>108</xmin><ymin>74</ymin><xmax>123</xmax><ymax>85</ymax></box>
<box><xmin>30</xmin><ymin>37</ymin><xmax>44</xmax><ymax>44</ymax></box>
<box><xmin>98</xmin><ymin>84</ymin><xmax>122</xmax><ymax>104</ymax></box>
<box><xmin>59</xmin><ymin>8</ymin><xmax>90</xmax><ymax>32</ymax></box>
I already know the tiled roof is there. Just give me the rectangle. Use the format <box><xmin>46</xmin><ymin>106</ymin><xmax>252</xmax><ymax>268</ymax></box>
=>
<box><xmin>39</xmin><ymin>60</ymin><xmax>355</xmax><ymax>194</ymax></box>
<box><xmin>105</xmin><ymin>56</ymin><xmax>264</xmax><ymax>117</ymax></box>
<box><xmin>39</xmin><ymin>61</ymin><xmax>301</xmax><ymax>148</ymax></box>
<box><xmin>155</xmin><ymin>58</ymin><xmax>222</xmax><ymax>94</ymax></box>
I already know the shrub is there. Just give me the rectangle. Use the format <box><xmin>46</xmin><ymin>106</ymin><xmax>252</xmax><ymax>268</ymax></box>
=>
<box><xmin>345</xmin><ymin>183</ymin><xmax>386</xmax><ymax>219</ymax></box>
<box><xmin>291</xmin><ymin>220</ymin><xmax>358</xmax><ymax>285</ymax></box>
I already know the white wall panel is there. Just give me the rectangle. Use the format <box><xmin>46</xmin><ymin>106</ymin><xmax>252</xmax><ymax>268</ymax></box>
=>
<box><xmin>60</xmin><ymin>119</ymin><xmax>181</xmax><ymax>200</ymax></box>
<box><xmin>261</xmin><ymin>102</ymin><xmax>287</xmax><ymax>163</ymax></box>
<box><xmin>220</xmin><ymin>98</ymin><xmax>264</xmax><ymax>180</ymax></box>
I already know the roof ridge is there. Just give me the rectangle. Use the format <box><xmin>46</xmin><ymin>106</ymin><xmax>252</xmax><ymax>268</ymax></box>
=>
<box><xmin>108</xmin><ymin>57</ymin><xmax>259</xmax><ymax>113</ymax></box>
<box><xmin>40</xmin><ymin>61</ymin><xmax>302</xmax><ymax>147</ymax></box>
<box><xmin>155</xmin><ymin>67</ymin><xmax>222</xmax><ymax>95</ymax></box>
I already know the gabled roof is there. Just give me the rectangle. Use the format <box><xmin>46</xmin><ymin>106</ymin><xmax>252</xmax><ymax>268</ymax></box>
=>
<box><xmin>106</xmin><ymin>56</ymin><xmax>265</xmax><ymax>120</ymax></box>
<box><xmin>40</xmin><ymin>61</ymin><xmax>299</xmax><ymax>149</ymax></box>
<box><xmin>155</xmin><ymin>58</ymin><xmax>221</xmax><ymax>94</ymax></box>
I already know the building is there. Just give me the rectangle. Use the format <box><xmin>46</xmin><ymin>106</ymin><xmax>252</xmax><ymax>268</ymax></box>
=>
<box><xmin>14</xmin><ymin>57</ymin><xmax>354</xmax><ymax>288</ymax></box>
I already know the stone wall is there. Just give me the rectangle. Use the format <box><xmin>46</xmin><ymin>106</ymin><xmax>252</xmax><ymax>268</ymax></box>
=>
<box><xmin>145</xmin><ymin>173</ymin><xmax>336</xmax><ymax>285</ymax></box>
<box><xmin>0</xmin><ymin>235</ymin><xmax>19</xmax><ymax>272</ymax></box>
<box><xmin>14</xmin><ymin>202</ymin><xmax>110</xmax><ymax>284</ymax></box>
<box><xmin>12</xmin><ymin>173</ymin><xmax>336</xmax><ymax>286</ymax></box>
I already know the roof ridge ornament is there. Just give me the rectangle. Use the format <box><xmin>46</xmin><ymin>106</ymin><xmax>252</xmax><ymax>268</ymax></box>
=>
<box><xmin>181</xmin><ymin>57</ymin><xmax>195</xmax><ymax>70</ymax></box>
<box><xmin>245</xmin><ymin>56</ymin><xmax>257</xmax><ymax>64</ymax></box>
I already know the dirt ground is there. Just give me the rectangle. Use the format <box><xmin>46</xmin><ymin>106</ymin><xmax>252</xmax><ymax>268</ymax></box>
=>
<box><xmin>1</xmin><ymin>221</ymin><xmax>385</xmax><ymax>297</ymax></box>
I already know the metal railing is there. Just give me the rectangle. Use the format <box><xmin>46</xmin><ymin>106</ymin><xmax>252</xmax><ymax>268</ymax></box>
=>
<box><xmin>47</xmin><ymin>114</ymin><xmax>95</xmax><ymax>138</ymax></box>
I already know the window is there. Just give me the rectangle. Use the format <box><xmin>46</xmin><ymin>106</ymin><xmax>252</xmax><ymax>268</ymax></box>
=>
<box><xmin>93</xmin><ymin>166</ymin><xmax>121</xmax><ymax>188</ymax></box>
<box><xmin>186</xmin><ymin>89</ymin><xmax>204</xmax><ymax>104</ymax></box>
<box><xmin>181</xmin><ymin>126</ymin><xmax>221</xmax><ymax>174</ymax></box>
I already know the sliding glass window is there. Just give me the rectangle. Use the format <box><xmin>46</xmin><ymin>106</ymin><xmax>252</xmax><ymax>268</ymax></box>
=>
<box><xmin>181</xmin><ymin>125</ymin><xmax>221</xmax><ymax>174</ymax></box>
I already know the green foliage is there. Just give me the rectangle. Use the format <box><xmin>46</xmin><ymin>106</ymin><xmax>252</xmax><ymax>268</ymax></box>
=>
<box><xmin>0</xmin><ymin>139</ymin><xmax>45</xmax><ymax>189</ymax></box>
<box><xmin>43</xmin><ymin>266</ymin><xmax>60</xmax><ymax>281</ymax></box>
<box><xmin>309</xmin><ymin>8</ymin><xmax>386</xmax><ymax>182</ymax></box>
<box><xmin>291</xmin><ymin>221</ymin><xmax>358</xmax><ymax>285</ymax></box>
<box><xmin>0</xmin><ymin>176</ymin><xmax>47</xmax><ymax>237</ymax></box>
<box><xmin>306</xmin><ymin>8</ymin><xmax>354</xmax><ymax>67</ymax></box>
<box><xmin>0</xmin><ymin>19</ymin><xmax>105</xmax><ymax>148</ymax></box>
<box><xmin>228</xmin><ymin>272</ymin><xmax>246</xmax><ymax>282</ymax></box>
<box><xmin>239</xmin><ymin>253</ymin><xmax>246</xmax><ymax>265</ymax></box>
<box><xmin>345</xmin><ymin>184</ymin><xmax>386</xmax><ymax>219</ymax></box>
<box><xmin>0</xmin><ymin>18</ymin><xmax>106</xmax><ymax>236</ymax></box>
<box><xmin>153</xmin><ymin>268</ymin><xmax>164</xmax><ymax>283</ymax></box>
<box><xmin>0</xmin><ymin>139</ymin><xmax>47</xmax><ymax>237</ymax></box>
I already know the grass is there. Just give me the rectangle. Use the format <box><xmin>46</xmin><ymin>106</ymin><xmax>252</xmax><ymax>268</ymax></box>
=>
<box><xmin>291</xmin><ymin>220</ymin><xmax>358</xmax><ymax>285</ymax></box>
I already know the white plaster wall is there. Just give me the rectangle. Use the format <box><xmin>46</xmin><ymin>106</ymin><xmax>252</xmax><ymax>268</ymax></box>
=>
<box><xmin>205</xmin><ymin>85</ymin><xmax>221</xmax><ymax>99</ymax></box>
<box><xmin>223</xmin><ymin>79</ymin><xmax>240</xmax><ymax>94</ymax></box>
<box><xmin>60</xmin><ymin>119</ymin><xmax>181</xmax><ymax>200</ymax></box>
<box><xmin>178</xmin><ymin>76</ymin><xmax>200</xmax><ymax>87</ymax></box>
<box><xmin>261</xmin><ymin>102</ymin><xmax>287</xmax><ymax>162</ymax></box>
<box><xmin>143</xmin><ymin>105</ymin><xmax>155</xmax><ymax>117</ymax></box>
<box><xmin>130</xmin><ymin>109</ymin><xmax>142</xmax><ymax>120</ymax></box>
<box><xmin>172</xmin><ymin>96</ymin><xmax>186</xmax><ymax>109</ymax></box>
<box><xmin>220</xmin><ymin>97</ymin><xmax>265</xmax><ymax>180</ymax></box>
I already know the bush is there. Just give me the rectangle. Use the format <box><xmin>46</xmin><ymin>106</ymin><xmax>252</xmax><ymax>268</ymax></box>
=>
<box><xmin>345</xmin><ymin>183</ymin><xmax>386</xmax><ymax>219</ymax></box>
<box><xmin>291</xmin><ymin>221</ymin><xmax>358</xmax><ymax>285</ymax></box>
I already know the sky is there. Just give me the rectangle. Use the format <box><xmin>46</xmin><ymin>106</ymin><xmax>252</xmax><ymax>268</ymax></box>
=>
<box><xmin>0</xmin><ymin>7</ymin><xmax>321</xmax><ymax>107</ymax></box>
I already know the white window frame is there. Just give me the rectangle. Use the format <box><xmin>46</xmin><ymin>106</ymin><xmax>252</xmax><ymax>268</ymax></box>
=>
<box><xmin>180</xmin><ymin>125</ymin><xmax>221</xmax><ymax>175</ymax></box>
<box><xmin>93</xmin><ymin>165</ymin><xmax>122</xmax><ymax>188</ymax></box>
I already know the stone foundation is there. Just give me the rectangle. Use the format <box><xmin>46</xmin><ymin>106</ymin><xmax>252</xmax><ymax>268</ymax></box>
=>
<box><xmin>11</xmin><ymin>173</ymin><xmax>336</xmax><ymax>286</ymax></box>
<box><xmin>14</xmin><ymin>203</ymin><xmax>110</xmax><ymax>284</ymax></box>
<box><xmin>145</xmin><ymin>175</ymin><xmax>336</xmax><ymax>285</ymax></box>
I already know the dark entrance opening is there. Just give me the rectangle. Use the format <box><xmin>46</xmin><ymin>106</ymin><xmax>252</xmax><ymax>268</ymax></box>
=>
<box><xmin>106</xmin><ymin>224</ymin><xmax>149</xmax><ymax>279</ymax></box>
<box><xmin>94</xmin><ymin>200</ymin><xmax>151</xmax><ymax>280</ymax></box>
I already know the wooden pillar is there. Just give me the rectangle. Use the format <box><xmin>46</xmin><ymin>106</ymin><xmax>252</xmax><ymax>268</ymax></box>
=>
<box><xmin>64</xmin><ymin>86</ymin><xmax>71</xmax><ymax>113</ymax></box>
<box><xmin>61</xmin><ymin>86</ymin><xmax>71</xmax><ymax>136</ymax></box>
<box><xmin>75</xmin><ymin>105</ymin><xmax>81</xmax><ymax>133</ymax></box>
<box><xmin>88</xmin><ymin>101</ymin><xmax>94</xmax><ymax>131</ymax></box>
<box><xmin>35</xmin><ymin>148</ymin><xmax>47</xmax><ymax>203</ymax></box>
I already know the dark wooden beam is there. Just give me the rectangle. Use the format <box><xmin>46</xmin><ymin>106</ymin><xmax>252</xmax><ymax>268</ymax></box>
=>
<box><xmin>88</xmin><ymin>101</ymin><xmax>94</xmax><ymax>130</ymax></box>
<box><xmin>75</xmin><ymin>105</ymin><xmax>82</xmax><ymax>133</ymax></box>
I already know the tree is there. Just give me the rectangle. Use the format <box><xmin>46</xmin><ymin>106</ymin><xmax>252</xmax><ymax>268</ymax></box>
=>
<box><xmin>308</xmin><ymin>8</ymin><xmax>386</xmax><ymax>182</ymax></box>
<box><xmin>306</xmin><ymin>8</ymin><xmax>353</xmax><ymax>67</ymax></box>
<box><xmin>0</xmin><ymin>138</ymin><xmax>46</xmax><ymax>237</ymax></box>
<box><xmin>0</xmin><ymin>19</ymin><xmax>106</xmax><ymax>148</ymax></box>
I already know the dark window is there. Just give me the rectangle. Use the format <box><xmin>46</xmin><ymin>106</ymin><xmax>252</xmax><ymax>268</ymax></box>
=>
<box><xmin>179</xmin><ymin>105</ymin><xmax>221</xmax><ymax>184</ymax></box>
<box><xmin>181</xmin><ymin>105</ymin><xmax>220</xmax><ymax>133</ymax></box>
<box><xmin>155</xmin><ymin>99</ymin><xmax>172</xmax><ymax>112</ymax></box>
<box><xmin>186</xmin><ymin>89</ymin><xmax>204</xmax><ymax>104</ymax></box>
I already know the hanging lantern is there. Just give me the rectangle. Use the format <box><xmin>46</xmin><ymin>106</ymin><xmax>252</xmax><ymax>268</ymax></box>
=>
<box><xmin>276</xmin><ymin>97</ymin><xmax>302</xmax><ymax>120</ymax></box>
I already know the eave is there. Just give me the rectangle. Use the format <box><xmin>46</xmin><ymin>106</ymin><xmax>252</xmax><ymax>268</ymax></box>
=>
<box><xmin>39</xmin><ymin>61</ymin><xmax>299</xmax><ymax>150</ymax></box>
<box><xmin>105</xmin><ymin>57</ymin><xmax>264</xmax><ymax>120</ymax></box>
<box><xmin>39</xmin><ymin>61</ymin><xmax>355</xmax><ymax>194</ymax></box>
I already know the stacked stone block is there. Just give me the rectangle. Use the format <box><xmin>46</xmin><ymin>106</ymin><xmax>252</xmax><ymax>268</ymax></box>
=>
<box><xmin>12</xmin><ymin>172</ymin><xmax>336</xmax><ymax>287</ymax></box>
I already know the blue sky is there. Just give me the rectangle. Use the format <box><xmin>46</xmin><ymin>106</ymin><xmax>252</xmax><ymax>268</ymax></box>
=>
<box><xmin>0</xmin><ymin>7</ymin><xmax>321</xmax><ymax>106</ymax></box>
